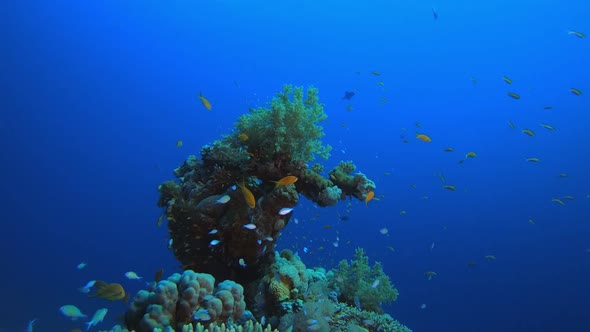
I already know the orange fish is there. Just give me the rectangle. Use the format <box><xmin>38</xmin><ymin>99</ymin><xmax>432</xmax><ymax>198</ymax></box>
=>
<box><xmin>365</xmin><ymin>191</ymin><xmax>375</xmax><ymax>206</ymax></box>
<box><xmin>273</xmin><ymin>175</ymin><xmax>298</xmax><ymax>188</ymax></box>
<box><xmin>238</xmin><ymin>180</ymin><xmax>255</xmax><ymax>208</ymax></box>
<box><xmin>416</xmin><ymin>134</ymin><xmax>432</xmax><ymax>142</ymax></box>
<box><xmin>199</xmin><ymin>92</ymin><xmax>212</xmax><ymax>110</ymax></box>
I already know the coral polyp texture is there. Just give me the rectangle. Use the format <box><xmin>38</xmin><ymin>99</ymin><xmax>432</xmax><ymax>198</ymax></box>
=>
<box><xmin>140</xmin><ymin>86</ymin><xmax>410</xmax><ymax>331</ymax></box>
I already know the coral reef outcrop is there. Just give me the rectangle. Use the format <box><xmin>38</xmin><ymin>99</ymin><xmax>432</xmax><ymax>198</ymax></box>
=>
<box><xmin>157</xmin><ymin>86</ymin><xmax>377</xmax><ymax>290</ymax></box>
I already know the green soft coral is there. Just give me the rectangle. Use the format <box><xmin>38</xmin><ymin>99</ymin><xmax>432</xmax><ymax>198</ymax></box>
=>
<box><xmin>330</xmin><ymin>248</ymin><xmax>398</xmax><ymax>312</ymax></box>
<box><xmin>236</xmin><ymin>85</ymin><xmax>331</xmax><ymax>163</ymax></box>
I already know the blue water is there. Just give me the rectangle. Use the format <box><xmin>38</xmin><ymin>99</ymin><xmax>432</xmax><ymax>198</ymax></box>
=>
<box><xmin>2</xmin><ymin>0</ymin><xmax>589</xmax><ymax>331</ymax></box>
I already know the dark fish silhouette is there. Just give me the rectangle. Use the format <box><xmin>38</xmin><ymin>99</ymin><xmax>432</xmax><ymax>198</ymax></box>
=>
<box><xmin>432</xmin><ymin>7</ymin><xmax>438</xmax><ymax>20</ymax></box>
<box><xmin>342</xmin><ymin>91</ymin><xmax>355</xmax><ymax>100</ymax></box>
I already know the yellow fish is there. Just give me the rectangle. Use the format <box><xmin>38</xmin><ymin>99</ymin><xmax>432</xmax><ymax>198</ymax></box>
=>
<box><xmin>552</xmin><ymin>198</ymin><xmax>565</xmax><ymax>206</ymax></box>
<box><xmin>570</xmin><ymin>88</ymin><xmax>582</xmax><ymax>96</ymax></box>
<box><xmin>176</xmin><ymin>140</ymin><xmax>183</xmax><ymax>148</ymax></box>
<box><xmin>198</xmin><ymin>92</ymin><xmax>212</xmax><ymax>110</ymax></box>
<box><xmin>465</xmin><ymin>151</ymin><xmax>477</xmax><ymax>158</ymax></box>
<box><xmin>485</xmin><ymin>255</ymin><xmax>496</xmax><ymax>260</ymax></box>
<box><xmin>526</xmin><ymin>157</ymin><xmax>541</xmax><ymax>163</ymax></box>
<box><xmin>563</xmin><ymin>195</ymin><xmax>575</xmax><ymax>200</ymax></box>
<box><xmin>371</xmin><ymin>71</ymin><xmax>381</xmax><ymax>75</ymax></box>
<box><xmin>273</xmin><ymin>175</ymin><xmax>298</xmax><ymax>188</ymax></box>
<box><xmin>443</xmin><ymin>185</ymin><xmax>456</xmax><ymax>191</ymax></box>
<box><xmin>157</xmin><ymin>215</ymin><xmax>163</xmax><ymax>227</ymax></box>
<box><xmin>237</xmin><ymin>181</ymin><xmax>255</xmax><ymax>208</ymax></box>
<box><xmin>377</xmin><ymin>81</ymin><xmax>385</xmax><ymax>86</ymax></box>
<box><xmin>416</xmin><ymin>134</ymin><xmax>432</xmax><ymax>142</ymax></box>
<box><xmin>237</xmin><ymin>133</ymin><xmax>249</xmax><ymax>141</ymax></box>
<box><xmin>508</xmin><ymin>121</ymin><xmax>515</xmax><ymax>129</ymax></box>
<box><xmin>88</xmin><ymin>281</ymin><xmax>127</xmax><ymax>301</ymax></box>
<box><xmin>522</xmin><ymin>129</ymin><xmax>535</xmax><ymax>136</ymax></box>
<box><xmin>540</xmin><ymin>123</ymin><xmax>555</xmax><ymax>130</ymax></box>
<box><xmin>502</xmin><ymin>76</ymin><xmax>513</xmax><ymax>84</ymax></box>
<box><xmin>558</xmin><ymin>173</ymin><xmax>568</xmax><ymax>178</ymax></box>
<box><xmin>507</xmin><ymin>92</ymin><xmax>521</xmax><ymax>99</ymax></box>
<box><xmin>471</xmin><ymin>76</ymin><xmax>477</xmax><ymax>85</ymax></box>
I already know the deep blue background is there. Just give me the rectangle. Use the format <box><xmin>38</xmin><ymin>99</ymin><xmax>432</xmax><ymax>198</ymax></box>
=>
<box><xmin>1</xmin><ymin>0</ymin><xmax>589</xmax><ymax>331</ymax></box>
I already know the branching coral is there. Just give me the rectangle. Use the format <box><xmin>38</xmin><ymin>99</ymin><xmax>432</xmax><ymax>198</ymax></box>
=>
<box><xmin>328</xmin><ymin>248</ymin><xmax>398</xmax><ymax>313</ymax></box>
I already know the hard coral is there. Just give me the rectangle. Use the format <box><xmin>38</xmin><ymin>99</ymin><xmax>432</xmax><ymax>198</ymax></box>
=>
<box><xmin>264</xmin><ymin>250</ymin><xmax>309</xmax><ymax>304</ymax></box>
<box><xmin>125</xmin><ymin>271</ymin><xmax>247</xmax><ymax>332</ymax></box>
<box><xmin>236</xmin><ymin>85</ymin><xmax>331</xmax><ymax>164</ymax></box>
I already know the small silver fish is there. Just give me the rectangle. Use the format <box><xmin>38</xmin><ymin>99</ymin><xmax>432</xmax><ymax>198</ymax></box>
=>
<box><xmin>216</xmin><ymin>195</ymin><xmax>230</xmax><ymax>204</ymax></box>
<box><xmin>278</xmin><ymin>207</ymin><xmax>294</xmax><ymax>215</ymax></box>
<box><xmin>210</xmin><ymin>240</ymin><xmax>221</xmax><ymax>246</ymax></box>
<box><xmin>208</xmin><ymin>229</ymin><xmax>218</xmax><ymax>234</ymax></box>
<box><xmin>193</xmin><ymin>308</ymin><xmax>211</xmax><ymax>321</ymax></box>
<box><xmin>238</xmin><ymin>258</ymin><xmax>247</xmax><ymax>268</ymax></box>
<box><xmin>243</xmin><ymin>223</ymin><xmax>256</xmax><ymax>230</ymax></box>
<box><xmin>371</xmin><ymin>279</ymin><xmax>380</xmax><ymax>288</ymax></box>
<box><xmin>78</xmin><ymin>280</ymin><xmax>96</xmax><ymax>293</ymax></box>
<box><xmin>86</xmin><ymin>308</ymin><xmax>108</xmax><ymax>330</ymax></box>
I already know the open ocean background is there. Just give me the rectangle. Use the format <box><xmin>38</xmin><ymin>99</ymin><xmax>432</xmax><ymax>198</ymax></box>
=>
<box><xmin>2</xmin><ymin>0</ymin><xmax>589</xmax><ymax>331</ymax></box>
